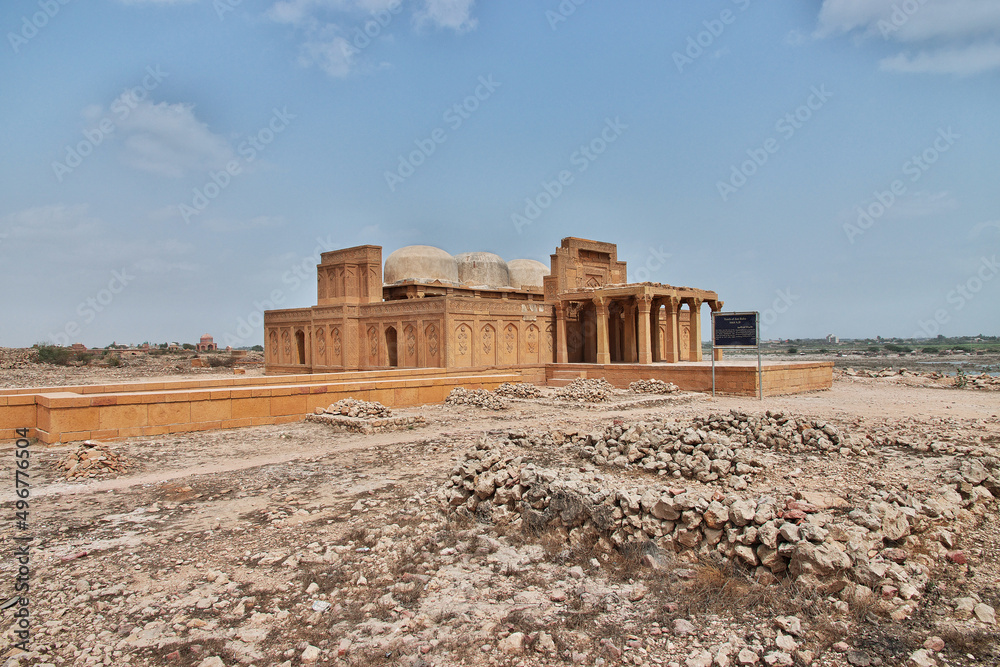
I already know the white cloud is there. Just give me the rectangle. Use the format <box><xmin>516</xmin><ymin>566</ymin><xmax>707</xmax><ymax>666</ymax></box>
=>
<box><xmin>1</xmin><ymin>204</ymin><xmax>101</xmax><ymax>240</ymax></box>
<box><xmin>816</xmin><ymin>0</ymin><xmax>1000</xmax><ymax>75</ymax></box>
<box><xmin>267</xmin><ymin>0</ymin><xmax>476</xmax><ymax>77</ymax></box>
<box><xmin>115</xmin><ymin>99</ymin><xmax>235</xmax><ymax>178</ymax></box>
<box><xmin>298</xmin><ymin>27</ymin><xmax>356</xmax><ymax>77</ymax></box>
<box><xmin>880</xmin><ymin>42</ymin><xmax>1000</xmax><ymax>76</ymax></box>
<box><xmin>415</xmin><ymin>0</ymin><xmax>476</xmax><ymax>33</ymax></box>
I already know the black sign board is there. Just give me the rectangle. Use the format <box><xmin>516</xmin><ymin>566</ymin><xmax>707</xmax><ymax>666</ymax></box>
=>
<box><xmin>713</xmin><ymin>312</ymin><xmax>759</xmax><ymax>348</ymax></box>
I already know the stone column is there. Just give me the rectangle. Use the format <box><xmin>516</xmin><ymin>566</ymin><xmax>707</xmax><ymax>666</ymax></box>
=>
<box><xmin>555</xmin><ymin>303</ymin><xmax>568</xmax><ymax>364</ymax></box>
<box><xmin>662</xmin><ymin>297</ymin><xmax>680</xmax><ymax>362</ymax></box>
<box><xmin>637</xmin><ymin>295</ymin><xmax>653</xmax><ymax>364</ymax></box>
<box><xmin>623</xmin><ymin>300</ymin><xmax>637</xmax><ymax>363</ymax></box>
<box><xmin>688</xmin><ymin>298</ymin><xmax>703</xmax><ymax>362</ymax></box>
<box><xmin>593</xmin><ymin>297</ymin><xmax>611</xmax><ymax>365</ymax></box>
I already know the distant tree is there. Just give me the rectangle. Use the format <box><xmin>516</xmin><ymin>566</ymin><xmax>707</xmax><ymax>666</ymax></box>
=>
<box><xmin>251</xmin><ymin>345</ymin><xmax>264</xmax><ymax>352</ymax></box>
<box><xmin>182</xmin><ymin>343</ymin><xmax>195</xmax><ymax>350</ymax></box>
<box><xmin>787</xmin><ymin>347</ymin><xmax>798</xmax><ymax>354</ymax></box>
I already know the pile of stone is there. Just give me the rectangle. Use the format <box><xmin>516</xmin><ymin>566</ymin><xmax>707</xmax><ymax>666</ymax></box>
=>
<box><xmin>445</xmin><ymin>387</ymin><xmax>509</xmax><ymax>411</ymax></box>
<box><xmin>574</xmin><ymin>411</ymin><xmax>863</xmax><ymax>483</ymax></box>
<box><xmin>57</xmin><ymin>441</ymin><xmax>129</xmax><ymax>478</ymax></box>
<box><xmin>554</xmin><ymin>378</ymin><xmax>616</xmax><ymax>402</ymax></box>
<box><xmin>440</xmin><ymin>437</ymin><xmax>999</xmax><ymax>610</ymax></box>
<box><xmin>959</xmin><ymin>372</ymin><xmax>1000</xmax><ymax>390</ymax></box>
<box><xmin>628</xmin><ymin>379</ymin><xmax>680</xmax><ymax>394</ymax></box>
<box><xmin>321</xmin><ymin>398</ymin><xmax>392</xmax><ymax>418</ymax></box>
<box><xmin>0</xmin><ymin>347</ymin><xmax>35</xmax><ymax>370</ymax></box>
<box><xmin>494</xmin><ymin>382</ymin><xmax>542</xmax><ymax>399</ymax></box>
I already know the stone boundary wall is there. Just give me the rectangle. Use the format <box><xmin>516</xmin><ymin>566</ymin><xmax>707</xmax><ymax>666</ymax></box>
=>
<box><xmin>544</xmin><ymin>361</ymin><xmax>833</xmax><ymax>396</ymax></box>
<box><xmin>0</xmin><ymin>370</ymin><xmax>538</xmax><ymax>443</ymax></box>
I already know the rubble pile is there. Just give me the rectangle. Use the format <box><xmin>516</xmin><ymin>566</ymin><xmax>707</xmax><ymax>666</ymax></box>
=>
<box><xmin>321</xmin><ymin>398</ymin><xmax>392</xmax><ymax>418</ymax></box>
<box><xmin>841</xmin><ymin>367</ymin><xmax>1000</xmax><ymax>390</ymax></box>
<box><xmin>628</xmin><ymin>378</ymin><xmax>680</xmax><ymax>394</ymax></box>
<box><xmin>843</xmin><ymin>368</ymin><xmax>941</xmax><ymax>379</ymax></box>
<box><xmin>575</xmin><ymin>411</ymin><xmax>864</xmax><ymax>484</ymax></box>
<box><xmin>445</xmin><ymin>387</ymin><xmax>509</xmax><ymax>410</ymax></box>
<box><xmin>493</xmin><ymin>382</ymin><xmax>543</xmax><ymax>399</ymax></box>
<box><xmin>554</xmin><ymin>377</ymin><xmax>616</xmax><ymax>402</ymax></box>
<box><xmin>307</xmin><ymin>399</ymin><xmax>424</xmax><ymax>434</ymax></box>
<box><xmin>959</xmin><ymin>372</ymin><xmax>1000</xmax><ymax>390</ymax></box>
<box><xmin>0</xmin><ymin>347</ymin><xmax>35</xmax><ymax>370</ymax></box>
<box><xmin>441</xmin><ymin>436</ymin><xmax>1000</xmax><ymax>619</ymax></box>
<box><xmin>57</xmin><ymin>441</ymin><xmax>129</xmax><ymax>478</ymax></box>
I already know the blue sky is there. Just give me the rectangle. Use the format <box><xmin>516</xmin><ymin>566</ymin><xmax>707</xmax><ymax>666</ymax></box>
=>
<box><xmin>1</xmin><ymin>0</ymin><xmax>998</xmax><ymax>348</ymax></box>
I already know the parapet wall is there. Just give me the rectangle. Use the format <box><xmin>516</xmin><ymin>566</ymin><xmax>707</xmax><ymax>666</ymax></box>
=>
<box><xmin>546</xmin><ymin>361</ymin><xmax>833</xmax><ymax>397</ymax></box>
<box><xmin>0</xmin><ymin>367</ymin><xmax>545</xmax><ymax>444</ymax></box>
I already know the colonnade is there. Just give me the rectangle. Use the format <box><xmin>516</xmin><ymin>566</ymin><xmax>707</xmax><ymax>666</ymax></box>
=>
<box><xmin>554</xmin><ymin>293</ymin><xmax>723</xmax><ymax>365</ymax></box>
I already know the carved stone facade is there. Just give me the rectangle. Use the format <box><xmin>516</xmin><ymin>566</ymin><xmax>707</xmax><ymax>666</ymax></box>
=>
<box><xmin>264</xmin><ymin>237</ymin><xmax>722</xmax><ymax>373</ymax></box>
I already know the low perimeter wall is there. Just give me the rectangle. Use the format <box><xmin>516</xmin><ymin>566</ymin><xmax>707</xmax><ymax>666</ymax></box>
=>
<box><xmin>546</xmin><ymin>360</ymin><xmax>833</xmax><ymax>397</ymax></box>
<box><xmin>1</xmin><ymin>367</ymin><xmax>545</xmax><ymax>444</ymax></box>
<box><xmin>1</xmin><ymin>361</ymin><xmax>830</xmax><ymax>444</ymax></box>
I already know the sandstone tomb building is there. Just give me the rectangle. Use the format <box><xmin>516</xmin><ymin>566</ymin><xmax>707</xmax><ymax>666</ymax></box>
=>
<box><xmin>264</xmin><ymin>237</ymin><xmax>722</xmax><ymax>374</ymax></box>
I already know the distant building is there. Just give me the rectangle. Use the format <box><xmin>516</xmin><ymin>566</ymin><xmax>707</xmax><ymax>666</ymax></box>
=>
<box><xmin>196</xmin><ymin>334</ymin><xmax>218</xmax><ymax>352</ymax></box>
<box><xmin>825</xmin><ymin>334</ymin><xmax>839</xmax><ymax>344</ymax></box>
<box><xmin>264</xmin><ymin>237</ymin><xmax>722</xmax><ymax>373</ymax></box>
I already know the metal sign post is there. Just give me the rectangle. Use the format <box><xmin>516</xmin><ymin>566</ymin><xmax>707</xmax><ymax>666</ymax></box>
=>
<box><xmin>711</xmin><ymin>311</ymin><xmax>762</xmax><ymax>400</ymax></box>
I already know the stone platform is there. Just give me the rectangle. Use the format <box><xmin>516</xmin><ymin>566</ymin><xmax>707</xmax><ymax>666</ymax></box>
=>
<box><xmin>546</xmin><ymin>360</ymin><xmax>833</xmax><ymax>397</ymax></box>
<box><xmin>0</xmin><ymin>367</ymin><xmax>542</xmax><ymax>444</ymax></box>
<box><xmin>1</xmin><ymin>361</ymin><xmax>831</xmax><ymax>444</ymax></box>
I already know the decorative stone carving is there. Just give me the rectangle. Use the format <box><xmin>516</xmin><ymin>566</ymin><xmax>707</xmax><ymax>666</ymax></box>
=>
<box><xmin>405</xmin><ymin>325</ymin><xmax>416</xmax><ymax>356</ymax></box>
<box><xmin>316</xmin><ymin>328</ymin><xmax>326</xmax><ymax>365</ymax></box>
<box><xmin>482</xmin><ymin>324</ymin><xmax>495</xmax><ymax>355</ymax></box>
<box><xmin>526</xmin><ymin>324</ymin><xmax>539</xmax><ymax>355</ymax></box>
<box><xmin>427</xmin><ymin>323</ymin><xmax>439</xmax><ymax>358</ymax></box>
<box><xmin>368</xmin><ymin>326</ymin><xmax>378</xmax><ymax>362</ymax></box>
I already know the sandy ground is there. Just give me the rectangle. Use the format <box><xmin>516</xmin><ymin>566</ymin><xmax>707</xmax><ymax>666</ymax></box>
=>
<box><xmin>1</xmin><ymin>370</ymin><xmax>999</xmax><ymax>667</ymax></box>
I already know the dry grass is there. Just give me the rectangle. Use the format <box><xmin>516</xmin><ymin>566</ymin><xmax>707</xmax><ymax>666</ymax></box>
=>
<box><xmin>937</xmin><ymin>626</ymin><xmax>1000</xmax><ymax>662</ymax></box>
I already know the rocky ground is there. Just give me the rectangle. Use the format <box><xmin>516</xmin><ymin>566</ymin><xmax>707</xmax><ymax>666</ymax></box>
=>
<box><xmin>1</xmin><ymin>373</ymin><xmax>999</xmax><ymax>667</ymax></box>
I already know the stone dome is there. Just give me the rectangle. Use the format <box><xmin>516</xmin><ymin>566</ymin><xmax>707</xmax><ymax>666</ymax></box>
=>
<box><xmin>507</xmin><ymin>259</ymin><xmax>550</xmax><ymax>289</ymax></box>
<box><xmin>383</xmin><ymin>245</ymin><xmax>459</xmax><ymax>284</ymax></box>
<box><xmin>454</xmin><ymin>251</ymin><xmax>510</xmax><ymax>288</ymax></box>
